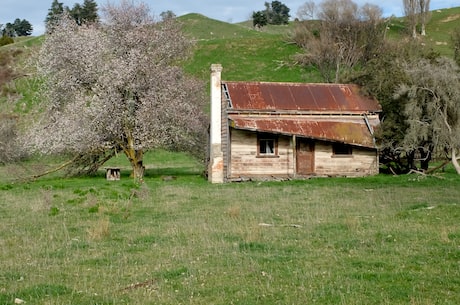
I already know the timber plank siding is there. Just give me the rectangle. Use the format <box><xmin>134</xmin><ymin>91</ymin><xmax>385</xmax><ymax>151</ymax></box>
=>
<box><xmin>314</xmin><ymin>142</ymin><xmax>379</xmax><ymax>177</ymax></box>
<box><xmin>228</xmin><ymin>130</ymin><xmax>378</xmax><ymax>180</ymax></box>
<box><xmin>229</xmin><ymin>130</ymin><xmax>294</xmax><ymax>179</ymax></box>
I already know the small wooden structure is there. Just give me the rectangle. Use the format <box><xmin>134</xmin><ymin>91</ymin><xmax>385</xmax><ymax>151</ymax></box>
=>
<box><xmin>106</xmin><ymin>167</ymin><xmax>120</xmax><ymax>181</ymax></box>
<box><xmin>208</xmin><ymin>64</ymin><xmax>382</xmax><ymax>183</ymax></box>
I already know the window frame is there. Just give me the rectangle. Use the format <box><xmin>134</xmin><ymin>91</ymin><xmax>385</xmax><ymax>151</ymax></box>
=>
<box><xmin>332</xmin><ymin>143</ymin><xmax>353</xmax><ymax>157</ymax></box>
<box><xmin>257</xmin><ymin>134</ymin><xmax>279</xmax><ymax>158</ymax></box>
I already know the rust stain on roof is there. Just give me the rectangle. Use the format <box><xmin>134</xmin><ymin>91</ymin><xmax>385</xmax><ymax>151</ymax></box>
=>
<box><xmin>223</xmin><ymin>81</ymin><xmax>382</xmax><ymax>148</ymax></box>
<box><xmin>224</xmin><ymin>81</ymin><xmax>381</xmax><ymax>113</ymax></box>
<box><xmin>229</xmin><ymin>115</ymin><xmax>379</xmax><ymax>148</ymax></box>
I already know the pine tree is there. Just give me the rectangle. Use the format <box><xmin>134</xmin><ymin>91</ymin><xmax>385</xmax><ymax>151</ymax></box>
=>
<box><xmin>45</xmin><ymin>0</ymin><xmax>65</xmax><ymax>32</ymax></box>
<box><xmin>81</xmin><ymin>0</ymin><xmax>99</xmax><ymax>24</ymax></box>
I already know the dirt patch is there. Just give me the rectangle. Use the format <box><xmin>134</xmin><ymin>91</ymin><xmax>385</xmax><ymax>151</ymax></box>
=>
<box><xmin>441</xmin><ymin>14</ymin><xmax>460</xmax><ymax>23</ymax></box>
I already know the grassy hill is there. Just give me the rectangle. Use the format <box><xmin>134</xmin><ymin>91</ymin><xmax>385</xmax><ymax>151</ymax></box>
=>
<box><xmin>385</xmin><ymin>6</ymin><xmax>460</xmax><ymax>57</ymax></box>
<box><xmin>178</xmin><ymin>7</ymin><xmax>460</xmax><ymax>82</ymax></box>
<box><xmin>424</xmin><ymin>7</ymin><xmax>460</xmax><ymax>56</ymax></box>
<box><xmin>178</xmin><ymin>13</ymin><xmax>310</xmax><ymax>82</ymax></box>
<box><xmin>2</xmin><ymin>6</ymin><xmax>460</xmax><ymax>112</ymax></box>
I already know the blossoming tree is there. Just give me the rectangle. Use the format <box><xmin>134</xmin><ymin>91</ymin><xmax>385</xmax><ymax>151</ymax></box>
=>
<box><xmin>31</xmin><ymin>0</ymin><xmax>208</xmax><ymax>182</ymax></box>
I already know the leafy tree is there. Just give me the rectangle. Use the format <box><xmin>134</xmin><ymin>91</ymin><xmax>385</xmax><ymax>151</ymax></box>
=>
<box><xmin>252</xmin><ymin>1</ymin><xmax>290</xmax><ymax>27</ymax></box>
<box><xmin>267</xmin><ymin>1</ymin><xmax>290</xmax><ymax>25</ymax></box>
<box><xmin>1</xmin><ymin>19</ymin><xmax>33</xmax><ymax>37</ymax></box>
<box><xmin>349</xmin><ymin>41</ymin><xmax>417</xmax><ymax>173</ymax></box>
<box><xmin>160</xmin><ymin>10</ymin><xmax>176</xmax><ymax>21</ymax></box>
<box><xmin>348</xmin><ymin>39</ymin><xmax>447</xmax><ymax>173</ymax></box>
<box><xmin>252</xmin><ymin>11</ymin><xmax>268</xmax><ymax>28</ymax></box>
<box><xmin>45</xmin><ymin>0</ymin><xmax>65</xmax><ymax>32</ymax></box>
<box><xmin>3</xmin><ymin>23</ymin><xmax>15</xmax><ymax>37</ymax></box>
<box><xmin>395</xmin><ymin>57</ymin><xmax>460</xmax><ymax>173</ymax></box>
<box><xmin>13</xmin><ymin>19</ymin><xmax>33</xmax><ymax>36</ymax></box>
<box><xmin>31</xmin><ymin>1</ymin><xmax>208</xmax><ymax>182</ymax></box>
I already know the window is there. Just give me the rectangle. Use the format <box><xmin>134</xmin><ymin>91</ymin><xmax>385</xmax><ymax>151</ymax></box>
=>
<box><xmin>333</xmin><ymin>143</ymin><xmax>352</xmax><ymax>156</ymax></box>
<box><xmin>257</xmin><ymin>134</ymin><xmax>278</xmax><ymax>157</ymax></box>
<box><xmin>260</xmin><ymin>139</ymin><xmax>275</xmax><ymax>154</ymax></box>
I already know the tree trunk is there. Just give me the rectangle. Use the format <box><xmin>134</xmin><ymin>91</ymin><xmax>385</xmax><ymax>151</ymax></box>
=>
<box><xmin>131</xmin><ymin>158</ymin><xmax>145</xmax><ymax>182</ymax></box>
<box><xmin>420</xmin><ymin>23</ymin><xmax>426</xmax><ymax>36</ymax></box>
<box><xmin>123</xmin><ymin>132</ymin><xmax>145</xmax><ymax>183</ymax></box>
<box><xmin>419</xmin><ymin>147</ymin><xmax>432</xmax><ymax>171</ymax></box>
<box><xmin>406</xmin><ymin>150</ymin><xmax>416</xmax><ymax>171</ymax></box>
<box><xmin>125</xmin><ymin>148</ymin><xmax>144</xmax><ymax>183</ymax></box>
<box><xmin>452</xmin><ymin>148</ymin><xmax>460</xmax><ymax>175</ymax></box>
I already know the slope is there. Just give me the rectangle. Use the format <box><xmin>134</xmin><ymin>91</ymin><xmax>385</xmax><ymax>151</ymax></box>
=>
<box><xmin>178</xmin><ymin>13</ymin><xmax>311</xmax><ymax>82</ymax></box>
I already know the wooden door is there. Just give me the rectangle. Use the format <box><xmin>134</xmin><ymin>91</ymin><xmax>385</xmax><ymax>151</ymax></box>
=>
<box><xmin>296</xmin><ymin>139</ymin><xmax>315</xmax><ymax>175</ymax></box>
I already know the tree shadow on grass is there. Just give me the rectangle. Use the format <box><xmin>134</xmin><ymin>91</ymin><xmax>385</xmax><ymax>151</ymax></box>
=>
<box><xmin>145</xmin><ymin>166</ymin><xmax>204</xmax><ymax>179</ymax></box>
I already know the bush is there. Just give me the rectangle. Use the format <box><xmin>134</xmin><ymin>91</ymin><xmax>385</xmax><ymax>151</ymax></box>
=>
<box><xmin>0</xmin><ymin>114</ymin><xmax>28</xmax><ymax>164</ymax></box>
<box><xmin>0</xmin><ymin>35</ymin><xmax>14</xmax><ymax>47</ymax></box>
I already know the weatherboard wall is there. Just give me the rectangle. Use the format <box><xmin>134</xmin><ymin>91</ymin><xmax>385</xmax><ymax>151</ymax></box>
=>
<box><xmin>314</xmin><ymin>142</ymin><xmax>379</xmax><ymax>177</ymax></box>
<box><xmin>228</xmin><ymin>129</ymin><xmax>294</xmax><ymax>179</ymax></box>
<box><xmin>227</xmin><ymin>129</ymin><xmax>379</xmax><ymax>180</ymax></box>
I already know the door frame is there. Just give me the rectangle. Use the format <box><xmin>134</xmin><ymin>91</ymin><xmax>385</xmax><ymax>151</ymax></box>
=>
<box><xmin>295</xmin><ymin>137</ymin><xmax>315</xmax><ymax>175</ymax></box>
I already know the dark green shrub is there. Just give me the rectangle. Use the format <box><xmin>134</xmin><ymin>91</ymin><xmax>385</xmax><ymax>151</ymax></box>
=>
<box><xmin>0</xmin><ymin>35</ymin><xmax>14</xmax><ymax>47</ymax></box>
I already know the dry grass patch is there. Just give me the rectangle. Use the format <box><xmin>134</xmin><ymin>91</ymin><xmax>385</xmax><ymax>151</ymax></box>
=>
<box><xmin>226</xmin><ymin>205</ymin><xmax>241</xmax><ymax>219</ymax></box>
<box><xmin>87</xmin><ymin>217</ymin><xmax>110</xmax><ymax>241</ymax></box>
<box><xmin>441</xmin><ymin>14</ymin><xmax>460</xmax><ymax>22</ymax></box>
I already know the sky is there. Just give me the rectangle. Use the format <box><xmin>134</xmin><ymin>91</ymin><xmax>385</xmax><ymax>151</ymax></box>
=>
<box><xmin>1</xmin><ymin>0</ymin><xmax>458</xmax><ymax>36</ymax></box>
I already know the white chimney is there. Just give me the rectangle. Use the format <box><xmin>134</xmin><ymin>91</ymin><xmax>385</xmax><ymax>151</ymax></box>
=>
<box><xmin>208</xmin><ymin>64</ymin><xmax>224</xmax><ymax>183</ymax></box>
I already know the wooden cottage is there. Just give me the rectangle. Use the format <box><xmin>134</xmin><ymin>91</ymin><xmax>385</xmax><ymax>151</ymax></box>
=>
<box><xmin>208</xmin><ymin>64</ymin><xmax>381</xmax><ymax>183</ymax></box>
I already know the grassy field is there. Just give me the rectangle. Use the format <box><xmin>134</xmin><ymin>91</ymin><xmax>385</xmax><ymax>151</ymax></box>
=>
<box><xmin>1</xmin><ymin>7</ymin><xmax>460</xmax><ymax>305</ymax></box>
<box><xmin>1</xmin><ymin>152</ymin><xmax>459</xmax><ymax>305</ymax></box>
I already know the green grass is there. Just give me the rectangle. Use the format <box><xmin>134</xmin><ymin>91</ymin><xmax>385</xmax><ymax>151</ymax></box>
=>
<box><xmin>1</xmin><ymin>153</ymin><xmax>459</xmax><ymax>304</ymax></box>
<box><xmin>185</xmin><ymin>37</ymin><xmax>314</xmax><ymax>83</ymax></box>
<box><xmin>180</xmin><ymin>13</ymin><xmax>312</xmax><ymax>83</ymax></box>
<box><xmin>385</xmin><ymin>7</ymin><xmax>460</xmax><ymax>57</ymax></box>
<box><xmin>425</xmin><ymin>7</ymin><xmax>460</xmax><ymax>57</ymax></box>
<box><xmin>1</xmin><ymin>9</ymin><xmax>460</xmax><ymax>304</ymax></box>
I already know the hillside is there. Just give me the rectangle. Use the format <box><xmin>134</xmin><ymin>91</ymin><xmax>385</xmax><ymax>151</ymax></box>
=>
<box><xmin>178</xmin><ymin>13</ymin><xmax>309</xmax><ymax>82</ymax></box>
<box><xmin>1</xmin><ymin>7</ymin><xmax>460</xmax><ymax>116</ymax></box>
<box><xmin>385</xmin><ymin>6</ymin><xmax>460</xmax><ymax>57</ymax></box>
<box><xmin>425</xmin><ymin>7</ymin><xmax>460</xmax><ymax>56</ymax></box>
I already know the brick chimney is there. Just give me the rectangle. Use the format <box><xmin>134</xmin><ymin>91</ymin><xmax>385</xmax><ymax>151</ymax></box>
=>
<box><xmin>208</xmin><ymin>64</ymin><xmax>224</xmax><ymax>183</ymax></box>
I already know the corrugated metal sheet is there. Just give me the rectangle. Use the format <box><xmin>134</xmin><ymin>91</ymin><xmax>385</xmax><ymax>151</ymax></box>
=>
<box><xmin>229</xmin><ymin>115</ymin><xmax>379</xmax><ymax>148</ymax></box>
<box><xmin>224</xmin><ymin>81</ymin><xmax>381</xmax><ymax>113</ymax></box>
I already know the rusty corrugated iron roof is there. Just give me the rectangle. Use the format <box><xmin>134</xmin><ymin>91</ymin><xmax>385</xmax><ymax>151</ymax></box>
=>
<box><xmin>224</xmin><ymin>81</ymin><xmax>381</xmax><ymax>113</ymax></box>
<box><xmin>229</xmin><ymin>115</ymin><xmax>379</xmax><ymax>148</ymax></box>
